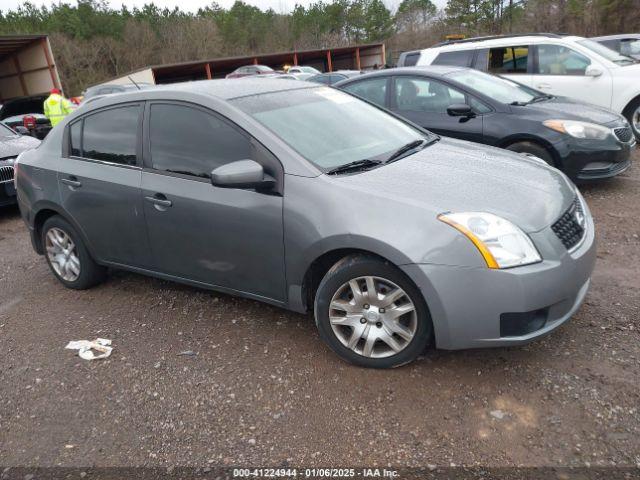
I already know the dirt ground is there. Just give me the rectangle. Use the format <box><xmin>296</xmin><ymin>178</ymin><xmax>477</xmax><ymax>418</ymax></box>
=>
<box><xmin>0</xmin><ymin>153</ymin><xmax>638</xmax><ymax>472</ymax></box>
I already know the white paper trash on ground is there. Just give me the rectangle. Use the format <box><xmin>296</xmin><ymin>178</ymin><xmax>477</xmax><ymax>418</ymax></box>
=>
<box><xmin>65</xmin><ymin>338</ymin><xmax>113</xmax><ymax>360</ymax></box>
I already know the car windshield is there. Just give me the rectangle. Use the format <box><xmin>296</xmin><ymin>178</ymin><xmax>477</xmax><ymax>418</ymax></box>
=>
<box><xmin>0</xmin><ymin>122</ymin><xmax>17</xmax><ymax>139</ymax></box>
<box><xmin>447</xmin><ymin>69</ymin><xmax>540</xmax><ymax>104</ymax></box>
<box><xmin>577</xmin><ymin>39</ymin><xmax>637</xmax><ymax>65</ymax></box>
<box><xmin>620</xmin><ymin>38</ymin><xmax>640</xmax><ymax>56</ymax></box>
<box><xmin>232</xmin><ymin>87</ymin><xmax>429</xmax><ymax>170</ymax></box>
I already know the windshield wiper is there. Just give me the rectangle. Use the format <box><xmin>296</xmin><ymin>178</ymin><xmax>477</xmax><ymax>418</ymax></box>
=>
<box><xmin>530</xmin><ymin>94</ymin><xmax>553</xmax><ymax>103</ymax></box>
<box><xmin>511</xmin><ymin>94</ymin><xmax>552</xmax><ymax>106</ymax></box>
<box><xmin>384</xmin><ymin>139</ymin><xmax>429</xmax><ymax>164</ymax></box>
<box><xmin>326</xmin><ymin>158</ymin><xmax>382</xmax><ymax>175</ymax></box>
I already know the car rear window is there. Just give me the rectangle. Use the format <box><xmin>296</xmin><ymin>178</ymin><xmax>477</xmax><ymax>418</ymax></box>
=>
<box><xmin>488</xmin><ymin>46</ymin><xmax>529</xmax><ymax>74</ymax></box>
<box><xmin>433</xmin><ymin>50</ymin><xmax>473</xmax><ymax>67</ymax></box>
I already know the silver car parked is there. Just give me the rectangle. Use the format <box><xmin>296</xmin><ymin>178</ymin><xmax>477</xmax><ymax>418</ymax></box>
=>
<box><xmin>15</xmin><ymin>79</ymin><xmax>596</xmax><ymax>368</ymax></box>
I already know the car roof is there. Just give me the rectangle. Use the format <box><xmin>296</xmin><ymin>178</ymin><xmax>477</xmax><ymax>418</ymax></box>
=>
<box><xmin>96</xmin><ymin>78</ymin><xmax>319</xmax><ymax>104</ymax></box>
<box><xmin>592</xmin><ymin>33</ymin><xmax>640</xmax><ymax>41</ymax></box>
<box><xmin>337</xmin><ymin>65</ymin><xmax>466</xmax><ymax>81</ymax></box>
<box><xmin>427</xmin><ymin>34</ymin><xmax>585</xmax><ymax>51</ymax></box>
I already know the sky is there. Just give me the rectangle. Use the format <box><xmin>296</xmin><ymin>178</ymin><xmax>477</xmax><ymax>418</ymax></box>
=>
<box><xmin>0</xmin><ymin>0</ymin><xmax>447</xmax><ymax>15</ymax></box>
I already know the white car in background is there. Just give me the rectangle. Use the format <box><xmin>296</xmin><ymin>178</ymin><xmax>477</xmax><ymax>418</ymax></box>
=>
<box><xmin>398</xmin><ymin>33</ymin><xmax>640</xmax><ymax>137</ymax></box>
<box><xmin>287</xmin><ymin>65</ymin><xmax>321</xmax><ymax>81</ymax></box>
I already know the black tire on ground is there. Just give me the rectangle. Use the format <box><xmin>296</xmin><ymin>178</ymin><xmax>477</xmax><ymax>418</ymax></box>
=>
<box><xmin>314</xmin><ymin>254</ymin><xmax>432</xmax><ymax>369</ymax></box>
<box><xmin>505</xmin><ymin>141</ymin><xmax>555</xmax><ymax>167</ymax></box>
<box><xmin>622</xmin><ymin>97</ymin><xmax>640</xmax><ymax>139</ymax></box>
<box><xmin>41</xmin><ymin>215</ymin><xmax>106</xmax><ymax>290</ymax></box>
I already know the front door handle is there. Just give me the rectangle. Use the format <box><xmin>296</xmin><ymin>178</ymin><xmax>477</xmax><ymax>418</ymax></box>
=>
<box><xmin>145</xmin><ymin>194</ymin><xmax>172</xmax><ymax>209</ymax></box>
<box><xmin>536</xmin><ymin>83</ymin><xmax>552</xmax><ymax>89</ymax></box>
<box><xmin>61</xmin><ymin>177</ymin><xmax>82</xmax><ymax>188</ymax></box>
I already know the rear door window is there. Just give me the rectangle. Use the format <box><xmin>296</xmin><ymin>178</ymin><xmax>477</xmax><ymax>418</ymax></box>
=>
<box><xmin>149</xmin><ymin>103</ymin><xmax>252</xmax><ymax>178</ymax></box>
<box><xmin>69</xmin><ymin>120</ymin><xmax>82</xmax><ymax>157</ymax></box>
<box><xmin>402</xmin><ymin>52</ymin><xmax>421</xmax><ymax>66</ymax></box>
<box><xmin>488</xmin><ymin>46</ymin><xmax>530</xmax><ymax>74</ymax></box>
<box><xmin>341</xmin><ymin>77</ymin><xmax>388</xmax><ymax>107</ymax></box>
<box><xmin>82</xmin><ymin>105</ymin><xmax>140</xmax><ymax>165</ymax></box>
<box><xmin>433</xmin><ymin>50</ymin><xmax>473</xmax><ymax>67</ymax></box>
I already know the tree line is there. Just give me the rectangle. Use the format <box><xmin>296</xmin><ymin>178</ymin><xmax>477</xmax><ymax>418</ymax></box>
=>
<box><xmin>1</xmin><ymin>0</ymin><xmax>638</xmax><ymax>95</ymax></box>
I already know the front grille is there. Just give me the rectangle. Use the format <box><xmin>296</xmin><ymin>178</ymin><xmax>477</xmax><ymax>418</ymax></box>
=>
<box><xmin>552</xmin><ymin>197</ymin><xmax>586</xmax><ymax>251</ymax></box>
<box><xmin>0</xmin><ymin>165</ymin><xmax>14</xmax><ymax>184</ymax></box>
<box><xmin>614</xmin><ymin>126</ymin><xmax>633</xmax><ymax>143</ymax></box>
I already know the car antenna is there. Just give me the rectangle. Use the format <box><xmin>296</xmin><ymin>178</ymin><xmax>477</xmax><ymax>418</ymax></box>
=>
<box><xmin>128</xmin><ymin>76</ymin><xmax>141</xmax><ymax>90</ymax></box>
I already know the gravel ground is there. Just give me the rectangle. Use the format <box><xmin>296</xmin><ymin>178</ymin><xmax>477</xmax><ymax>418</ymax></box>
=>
<box><xmin>0</xmin><ymin>156</ymin><xmax>638</xmax><ymax>471</ymax></box>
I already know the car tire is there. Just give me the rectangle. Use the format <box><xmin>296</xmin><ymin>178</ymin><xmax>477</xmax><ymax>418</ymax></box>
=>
<box><xmin>41</xmin><ymin>215</ymin><xmax>106</xmax><ymax>290</ymax></box>
<box><xmin>623</xmin><ymin>97</ymin><xmax>640</xmax><ymax>139</ymax></box>
<box><xmin>314</xmin><ymin>255</ymin><xmax>432</xmax><ymax>368</ymax></box>
<box><xmin>505</xmin><ymin>141</ymin><xmax>555</xmax><ymax>166</ymax></box>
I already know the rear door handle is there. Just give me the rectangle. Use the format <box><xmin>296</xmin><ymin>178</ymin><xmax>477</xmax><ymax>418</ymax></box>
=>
<box><xmin>61</xmin><ymin>177</ymin><xmax>82</xmax><ymax>188</ymax></box>
<box><xmin>145</xmin><ymin>194</ymin><xmax>172</xmax><ymax>208</ymax></box>
<box><xmin>536</xmin><ymin>83</ymin><xmax>552</xmax><ymax>89</ymax></box>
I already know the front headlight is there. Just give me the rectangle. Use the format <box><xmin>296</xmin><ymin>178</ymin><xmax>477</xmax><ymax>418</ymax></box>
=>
<box><xmin>543</xmin><ymin>119</ymin><xmax>611</xmax><ymax>140</ymax></box>
<box><xmin>438</xmin><ymin>212</ymin><xmax>542</xmax><ymax>269</ymax></box>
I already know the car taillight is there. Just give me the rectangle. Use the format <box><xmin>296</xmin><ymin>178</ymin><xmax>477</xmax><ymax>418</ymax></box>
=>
<box><xmin>23</xmin><ymin>115</ymin><xmax>36</xmax><ymax>130</ymax></box>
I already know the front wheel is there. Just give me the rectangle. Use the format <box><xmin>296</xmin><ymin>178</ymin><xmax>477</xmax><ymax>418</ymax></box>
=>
<box><xmin>505</xmin><ymin>141</ymin><xmax>555</xmax><ymax>166</ymax></box>
<box><xmin>623</xmin><ymin>98</ymin><xmax>640</xmax><ymax>139</ymax></box>
<box><xmin>314</xmin><ymin>255</ymin><xmax>432</xmax><ymax>368</ymax></box>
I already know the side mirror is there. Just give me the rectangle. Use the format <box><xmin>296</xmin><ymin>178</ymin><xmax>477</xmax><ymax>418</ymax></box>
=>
<box><xmin>211</xmin><ymin>159</ymin><xmax>275</xmax><ymax>190</ymax></box>
<box><xmin>13</xmin><ymin>126</ymin><xmax>30</xmax><ymax>135</ymax></box>
<box><xmin>447</xmin><ymin>103</ymin><xmax>475</xmax><ymax>117</ymax></box>
<box><xmin>585</xmin><ymin>66</ymin><xmax>603</xmax><ymax>77</ymax></box>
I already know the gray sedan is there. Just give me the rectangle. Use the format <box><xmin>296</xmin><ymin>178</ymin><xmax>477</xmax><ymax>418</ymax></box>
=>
<box><xmin>15</xmin><ymin>79</ymin><xmax>596</xmax><ymax>368</ymax></box>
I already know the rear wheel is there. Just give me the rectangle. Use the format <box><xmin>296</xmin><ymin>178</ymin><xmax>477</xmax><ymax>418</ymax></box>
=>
<box><xmin>505</xmin><ymin>141</ymin><xmax>555</xmax><ymax>166</ymax></box>
<box><xmin>314</xmin><ymin>255</ymin><xmax>432</xmax><ymax>368</ymax></box>
<box><xmin>42</xmin><ymin>215</ymin><xmax>106</xmax><ymax>289</ymax></box>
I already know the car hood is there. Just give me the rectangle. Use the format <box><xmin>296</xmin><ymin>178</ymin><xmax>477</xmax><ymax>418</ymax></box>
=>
<box><xmin>0</xmin><ymin>134</ymin><xmax>40</xmax><ymax>159</ymax></box>
<box><xmin>515</xmin><ymin>96</ymin><xmax>625</xmax><ymax>126</ymax></box>
<box><xmin>332</xmin><ymin>137</ymin><xmax>576</xmax><ymax>233</ymax></box>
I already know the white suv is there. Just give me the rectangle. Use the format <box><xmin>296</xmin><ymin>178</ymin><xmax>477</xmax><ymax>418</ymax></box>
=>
<box><xmin>398</xmin><ymin>33</ymin><xmax>640</xmax><ymax>137</ymax></box>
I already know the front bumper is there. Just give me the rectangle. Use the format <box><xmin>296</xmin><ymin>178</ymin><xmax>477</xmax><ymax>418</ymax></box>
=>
<box><xmin>401</xmin><ymin>213</ymin><xmax>596</xmax><ymax>350</ymax></box>
<box><xmin>554</xmin><ymin>135</ymin><xmax>634</xmax><ymax>182</ymax></box>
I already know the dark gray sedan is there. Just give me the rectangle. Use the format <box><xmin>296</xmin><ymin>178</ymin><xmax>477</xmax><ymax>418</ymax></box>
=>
<box><xmin>15</xmin><ymin>79</ymin><xmax>595</xmax><ymax>368</ymax></box>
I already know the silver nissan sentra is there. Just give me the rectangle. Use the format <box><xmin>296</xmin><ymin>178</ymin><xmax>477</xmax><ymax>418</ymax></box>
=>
<box><xmin>15</xmin><ymin>79</ymin><xmax>596</xmax><ymax>368</ymax></box>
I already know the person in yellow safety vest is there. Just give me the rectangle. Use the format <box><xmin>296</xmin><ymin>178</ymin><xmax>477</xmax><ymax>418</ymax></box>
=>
<box><xmin>43</xmin><ymin>88</ymin><xmax>73</xmax><ymax>127</ymax></box>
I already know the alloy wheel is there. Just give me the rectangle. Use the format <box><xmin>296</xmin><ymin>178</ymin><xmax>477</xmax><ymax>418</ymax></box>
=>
<box><xmin>45</xmin><ymin>227</ymin><xmax>81</xmax><ymax>282</ymax></box>
<box><xmin>329</xmin><ymin>276</ymin><xmax>417</xmax><ymax>359</ymax></box>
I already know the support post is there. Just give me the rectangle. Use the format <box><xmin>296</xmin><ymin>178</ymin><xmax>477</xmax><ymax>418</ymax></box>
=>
<box><xmin>293</xmin><ymin>52</ymin><xmax>298</xmax><ymax>66</ymax></box>
<box><xmin>327</xmin><ymin>50</ymin><xmax>333</xmax><ymax>72</ymax></box>
<box><xmin>205</xmin><ymin>63</ymin><xmax>212</xmax><ymax>79</ymax></box>
<box><xmin>355</xmin><ymin>47</ymin><xmax>361</xmax><ymax>70</ymax></box>
<box><xmin>41</xmin><ymin>37</ymin><xmax>60</xmax><ymax>91</ymax></box>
